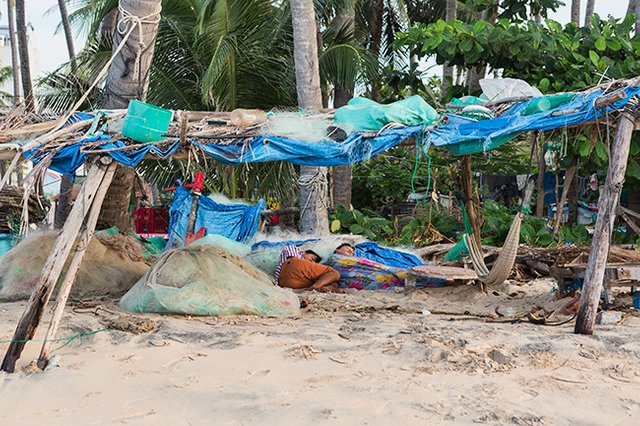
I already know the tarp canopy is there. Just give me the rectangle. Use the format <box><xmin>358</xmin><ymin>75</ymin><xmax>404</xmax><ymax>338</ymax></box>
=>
<box><xmin>16</xmin><ymin>82</ymin><xmax>640</xmax><ymax>173</ymax></box>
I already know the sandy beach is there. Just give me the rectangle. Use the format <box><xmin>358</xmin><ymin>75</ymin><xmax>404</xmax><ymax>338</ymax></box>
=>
<box><xmin>1</xmin><ymin>280</ymin><xmax>640</xmax><ymax>425</ymax></box>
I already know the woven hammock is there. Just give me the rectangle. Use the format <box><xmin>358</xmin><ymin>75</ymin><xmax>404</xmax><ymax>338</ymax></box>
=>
<box><xmin>465</xmin><ymin>212</ymin><xmax>523</xmax><ymax>287</ymax></box>
<box><xmin>464</xmin><ymin>178</ymin><xmax>534</xmax><ymax>287</ymax></box>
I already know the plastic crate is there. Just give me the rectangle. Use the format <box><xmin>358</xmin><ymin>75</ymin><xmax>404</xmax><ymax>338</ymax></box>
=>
<box><xmin>134</xmin><ymin>208</ymin><xmax>169</xmax><ymax>234</ymax></box>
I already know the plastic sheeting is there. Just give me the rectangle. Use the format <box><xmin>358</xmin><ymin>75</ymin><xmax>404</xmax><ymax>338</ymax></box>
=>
<box><xmin>354</xmin><ymin>242</ymin><xmax>423</xmax><ymax>269</ymax></box>
<box><xmin>193</xmin><ymin>125</ymin><xmax>424</xmax><ymax>166</ymax></box>
<box><xmin>24</xmin><ymin>126</ymin><xmax>422</xmax><ymax>175</ymax></box>
<box><xmin>429</xmin><ymin>85</ymin><xmax>640</xmax><ymax>156</ymax></box>
<box><xmin>333</xmin><ymin>96</ymin><xmax>439</xmax><ymax>132</ymax></box>
<box><xmin>120</xmin><ymin>245</ymin><xmax>300</xmax><ymax>317</ymax></box>
<box><xmin>167</xmin><ymin>187</ymin><xmax>265</xmax><ymax>248</ymax></box>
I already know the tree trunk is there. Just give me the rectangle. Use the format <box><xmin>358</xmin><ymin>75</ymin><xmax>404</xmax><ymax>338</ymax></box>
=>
<box><xmin>442</xmin><ymin>0</ymin><xmax>457</xmax><ymax>99</ymax></box>
<box><xmin>53</xmin><ymin>0</ymin><xmax>78</xmax><ymax>228</ymax></box>
<box><xmin>290</xmin><ymin>0</ymin><xmax>329</xmax><ymax>234</ymax></box>
<box><xmin>628</xmin><ymin>0</ymin><xmax>639</xmax><ymax>16</ymax></box>
<box><xmin>15</xmin><ymin>0</ymin><xmax>34</xmax><ymax>110</ymax></box>
<box><xmin>331</xmin><ymin>4</ymin><xmax>355</xmax><ymax>209</ymax></box>
<box><xmin>54</xmin><ymin>175</ymin><xmax>74</xmax><ymax>229</ymax></box>
<box><xmin>575</xmin><ymin>109</ymin><xmax>637</xmax><ymax>335</ymax></box>
<box><xmin>584</xmin><ymin>0</ymin><xmax>595</xmax><ymax>27</ymax></box>
<box><xmin>7</xmin><ymin>0</ymin><xmax>21</xmax><ymax>104</ymax></box>
<box><xmin>370</xmin><ymin>0</ymin><xmax>384</xmax><ymax>102</ymax></box>
<box><xmin>571</xmin><ymin>0</ymin><xmax>581</xmax><ymax>25</ymax></box>
<box><xmin>461</xmin><ymin>155</ymin><xmax>482</xmax><ymax>247</ymax></box>
<box><xmin>636</xmin><ymin>1</ymin><xmax>640</xmax><ymax>34</ymax></box>
<box><xmin>58</xmin><ymin>0</ymin><xmax>76</xmax><ymax>71</ymax></box>
<box><xmin>98</xmin><ymin>0</ymin><xmax>162</xmax><ymax>231</ymax></box>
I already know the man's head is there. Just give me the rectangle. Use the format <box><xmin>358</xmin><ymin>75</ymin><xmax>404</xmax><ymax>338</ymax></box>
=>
<box><xmin>303</xmin><ymin>250</ymin><xmax>322</xmax><ymax>263</ymax></box>
<box><xmin>334</xmin><ymin>243</ymin><xmax>355</xmax><ymax>256</ymax></box>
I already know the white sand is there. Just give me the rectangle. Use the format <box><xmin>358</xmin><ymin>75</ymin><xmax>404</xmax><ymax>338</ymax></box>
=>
<box><xmin>1</xmin><ymin>280</ymin><xmax>640</xmax><ymax>425</ymax></box>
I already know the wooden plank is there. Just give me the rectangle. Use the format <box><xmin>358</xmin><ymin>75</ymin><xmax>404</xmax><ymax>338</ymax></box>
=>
<box><xmin>575</xmin><ymin>110</ymin><xmax>637</xmax><ymax>335</ymax></box>
<box><xmin>36</xmin><ymin>160</ymin><xmax>117</xmax><ymax>369</ymax></box>
<box><xmin>0</xmin><ymin>158</ymin><xmax>111</xmax><ymax>373</ymax></box>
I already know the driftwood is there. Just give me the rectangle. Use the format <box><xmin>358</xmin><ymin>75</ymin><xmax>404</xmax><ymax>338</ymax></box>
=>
<box><xmin>1</xmin><ymin>157</ymin><xmax>113</xmax><ymax>372</ymax></box>
<box><xmin>576</xmin><ymin>105</ymin><xmax>637</xmax><ymax>335</ymax></box>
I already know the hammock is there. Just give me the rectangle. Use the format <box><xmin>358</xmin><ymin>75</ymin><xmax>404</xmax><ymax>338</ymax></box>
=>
<box><xmin>464</xmin><ymin>178</ymin><xmax>534</xmax><ymax>287</ymax></box>
<box><xmin>464</xmin><ymin>212</ymin><xmax>523</xmax><ymax>287</ymax></box>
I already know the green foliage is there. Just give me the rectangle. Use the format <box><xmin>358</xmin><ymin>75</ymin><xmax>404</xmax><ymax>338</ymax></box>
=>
<box><xmin>396</xmin><ymin>14</ymin><xmax>640</xmax><ymax>93</ymax></box>
<box><xmin>481</xmin><ymin>199</ymin><xmax>592</xmax><ymax>248</ymax></box>
<box><xmin>330</xmin><ymin>205</ymin><xmax>394</xmax><ymax>242</ymax></box>
<box><xmin>352</xmin><ymin>147</ymin><xmax>432</xmax><ymax>209</ymax></box>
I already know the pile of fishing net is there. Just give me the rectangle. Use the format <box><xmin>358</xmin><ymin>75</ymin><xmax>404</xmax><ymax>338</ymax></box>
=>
<box><xmin>119</xmin><ymin>244</ymin><xmax>300</xmax><ymax>317</ymax></box>
<box><xmin>0</xmin><ymin>230</ymin><xmax>152</xmax><ymax>301</ymax></box>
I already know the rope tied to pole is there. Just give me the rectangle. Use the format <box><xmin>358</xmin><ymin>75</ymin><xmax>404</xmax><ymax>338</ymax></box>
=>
<box><xmin>116</xmin><ymin>3</ymin><xmax>162</xmax><ymax>98</ymax></box>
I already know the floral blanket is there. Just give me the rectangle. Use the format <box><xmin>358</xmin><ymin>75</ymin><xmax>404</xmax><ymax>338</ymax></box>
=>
<box><xmin>325</xmin><ymin>254</ymin><xmax>445</xmax><ymax>290</ymax></box>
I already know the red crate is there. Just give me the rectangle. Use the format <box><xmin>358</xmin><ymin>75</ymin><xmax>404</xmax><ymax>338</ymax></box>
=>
<box><xmin>134</xmin><ymin>207</ymin><xmax>169</xmax><ymax>234</ymax></box>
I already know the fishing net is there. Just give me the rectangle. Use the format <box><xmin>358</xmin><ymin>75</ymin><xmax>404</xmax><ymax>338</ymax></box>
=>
<box><xmin>0</xmin><ymin>231</ymin><xmax>151</xmax><ymax>301</ymax></box>
<box><xmin>262</xmin><ymin>112</ymin><xmax>330</xmax><ymax>142</ymax></box>
<box><xmin>190</xmin><ymin>234</ymin><xmax>251</xmax><ymax>257</ymax></box>
<box><xmin>119</xmin><ymin>245</ymin><xmax>300</xmax><ymax>317</ymax></box>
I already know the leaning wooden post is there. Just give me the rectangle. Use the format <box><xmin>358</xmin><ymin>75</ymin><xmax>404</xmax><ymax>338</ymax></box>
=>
<box><xmin>575</xmin><ymin>101</ymin><xmax>638</xmax><ymax>335</ymax></box>
<box><xmin>37</xmin><ymin>159</ymin><xmax>117</xmax><ymax>369</ymax></box>
<box><xmin>1</xmin><ymin>158</ymin><xmax>112</xmax><ymax>373</ymax></box>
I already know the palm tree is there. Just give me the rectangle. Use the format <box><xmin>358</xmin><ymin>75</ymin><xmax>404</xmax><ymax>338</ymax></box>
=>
<box><xmin>54</xmin><ymin>0</ymin><xmax>80</xmax><ymax>229</ymax></box>
<box><xmin>571</xmin><ymin>0</ymin><xmax>580</xmax><ymax>25</ymax></box>
<box><xmin>584</xmin><ymin>0</ymin><xmax>595</xmax><ymax>26</ymax></box>
<box><xmin>98</xmin><ymin>0</ymin><xmax>163</xmax><ymax>231</ymax></box>
<box><xmin>15</xmin><ymin>0</ymin><xmax>34</xmax><ymax>110</ymax></box>
<box><xmin>7</xmin><ymin>0</ymin><xmax>21</xmax><ymax>104</ymax></box>
<box><xmin>290</xmin><ymin>0</ymin><xmax>329</xmax><ymax>234</ymax></box>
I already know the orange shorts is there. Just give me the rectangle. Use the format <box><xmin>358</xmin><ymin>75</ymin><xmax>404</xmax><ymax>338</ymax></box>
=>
<box><xmin>278</xmin><ymin>257</ymin><xmax>336</xmax><ymax>289</ymax></box>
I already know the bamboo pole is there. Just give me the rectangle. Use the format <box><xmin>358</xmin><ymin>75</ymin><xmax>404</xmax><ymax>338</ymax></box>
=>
<box><xmin>575</xmin><ymin>105</ymin><xmax>638</xmax><ymax>335</ymax></box>
<box><xmin>1</xmin><ymin>158</ymin><xmax>111</xmax><ymax>373</ymax></box>
<box><xmin>37</xmin><ymin>160</ymin><xmax>117</xmax><ymax>369</ymax></box>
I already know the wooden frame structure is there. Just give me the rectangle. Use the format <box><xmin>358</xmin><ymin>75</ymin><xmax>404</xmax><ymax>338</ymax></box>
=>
<box><xmin>1</xmin><ymin>79</ymin><xmax>640</xmax><ymax>372</ymax></box>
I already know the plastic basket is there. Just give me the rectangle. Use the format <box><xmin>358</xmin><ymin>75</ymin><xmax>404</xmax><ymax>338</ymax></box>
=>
<box><xmin>122</xmin><ymin>100</ymin><xmax>173</xmax><ymax>142</ymax></box>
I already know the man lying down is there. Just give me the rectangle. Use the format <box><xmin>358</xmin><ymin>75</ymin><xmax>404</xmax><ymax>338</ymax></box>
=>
<box><xmin>276</xmin><ymin>243</ymin><xmax>447</xmax><ymax>292</ymax></box>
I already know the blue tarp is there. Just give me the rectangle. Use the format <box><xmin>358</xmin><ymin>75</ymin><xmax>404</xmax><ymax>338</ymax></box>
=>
<box><xmin>22</xmin><ymin>85</ymin><xmax>640</xmax><ymax>171</ymax></box>
<box><xmin>354</xmin><ymin>242</ymin><xmax>423</xmax><ymax>269</ymax></box>
<box><xmin>249</xmin><ymin>238</ymin><xmax>423</xmax><ymax>269</ymax></box>
<box><xmin>25</xmin><ymin>136</ymin><xmax>181</xmax><ymax>175</ymax></box>
<box><xmin>429</xmin><ymin>85</ymin><xmax>640</xmax><ymax>154</ymax></box>
<box><xmin>24</xmin><ymin>126</ymin><xmax>422</xmax><ymax>174</ymax></box>
<box><xmin>167</xmin><ymin>186</ymin><xmax>265</xmax><ymax>248</ymax></box>
<box><xmin>193</xmin><ymin>125</ymin><xmax>423</xmax><ymax>166</ymax></box>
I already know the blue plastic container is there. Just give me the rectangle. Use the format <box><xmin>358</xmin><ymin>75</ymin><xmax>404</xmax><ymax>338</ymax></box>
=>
<box><xmin>122</xmin><ymin>100</ymin><xmax>173</xmax><ymax>142</ymax></box>
<box><xmin>633</xmin><ymin>295</ymin><xmax>640</xmax><ymax>310</ymax></box>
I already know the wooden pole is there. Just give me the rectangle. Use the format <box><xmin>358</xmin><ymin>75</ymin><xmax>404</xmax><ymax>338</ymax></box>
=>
<box><xmin>552</xmin><ymin>161</ymin><xmax>578</xmax><ymax>236</ymax></box>
<box><xmin>575</xmin><ymin>105</ymin><xmax>638</xmax><ymax>335</ymax></box>
<box><xmin>461</xmin><ymin>154</ymin><xmax>482</xmax><ymax>247</ymax></box>
<box><xmin>1</xmin><ymin>158</ymin><xmax>112</xmax><ymax>373</ymax></box>
<box><xmin>37</xmin><ymin>160</ymin><xmax>117</xmax><ymax>369</ymax></box>
<box><xmin>535</xmin><ymin>133</ymin><xmax>546</xmax><ymax>218</ymax></box>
